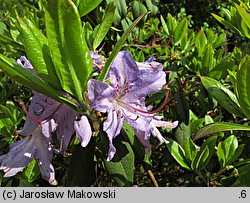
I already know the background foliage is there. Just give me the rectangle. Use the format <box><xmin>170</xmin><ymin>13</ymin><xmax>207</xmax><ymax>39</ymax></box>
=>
<box><xmin>1</xmin><ymin>0</ymin><xmax>250</xmax><ymax>187</ymax></box>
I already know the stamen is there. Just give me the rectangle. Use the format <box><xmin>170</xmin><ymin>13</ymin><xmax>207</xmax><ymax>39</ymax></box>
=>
<box><xmin>19</xmin><ymin>101</ymin><xmax>43</xmax><ymax>123</ymax></box>
<box><xmin>118</xmin><ymin>88</ymin><xmax>170</xmax><ymax>115</ymax></box>
<box><xmin>93</xmin><ymin>61</ymin><xmax>103</xmax><ymax>70</ymax></box>
<box><xmin>150</xmin><ymin>64</ymin><xmax>158</xmax><ymax>71</ymax></box>
<box><xmin>19</xmin><ymin>101</ymin><xmax>62</xmax><ymax>124</ymax></box>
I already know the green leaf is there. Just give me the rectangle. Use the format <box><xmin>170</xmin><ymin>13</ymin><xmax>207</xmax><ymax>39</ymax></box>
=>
<box><xmin>133</xmin><ymin>1</ymin><xmax>148</xmax><ymax>26</ymax></box>
<box><xmin>98</xmin><ymin>11</ymin><xmax>149</xmax><ymax>82</ymax></box>
<box><xmin>77</xmin><ymin>0</ymin><xmax>102</xmax><ymax>17</ymax></box>
<box><xmin>0</xmin><ymin>104</ymin><xmax>16</xmax><ymax>125</ymax></box>
<box><xmin>232</xmin><ymin>164</ymin><xmax>250</xmax><ymax>186</ymax></box>
<box><xmin>66</xmin><ymin>140</ymin><xmax>96</xmax><ymax>186</ymax></box>
<box><xmin>173</xmin><ymin>18</ymin><xmax>188</xmax><ymax>45</ymax></box>
<box><xmin>195</xmin><ymin>30</ymin><xmax>207</xmax><ymax>57</ymax></box>
<box><xmin>101</xmin><ymin>133</ymin><xmax>135</xmax><ymax>186</ymax></box>
<box><xmin>235</xmin><ymin>3</ymin><xmax>250</xmax><ymax>30</ymax></box>
<box><xmin>0</xmin><ymin>33</ymin><xmax>24</xmax><ymax>51</ymax></box>
<box><xmin>200</xmin><ymin>76</ymin><xmax>245</xmax><ymax>118</ymax></box>
<box><xmin>191</xmin><ymin>136</ymin><xmax>217</xmax><ymax>172</ymax></box>
<box><xmin>175</xmin><ymin>122</ymin><xmax>190</xmax><ymax>149</ymax></box>
<box><xmin>201</xmin><ymin>44</ymin><xmax>214</xmax><ymax>74</ymax></box>
<box><xmin>167</xmin><ymin>139</ymin><xmax>190</xmax><ymax>170</ymax></box>
<box><xmin>212</xmin><ymin>13</ymin><xmax>243</xmax><ymax>36</ymax></box>
<box><xmin>217</xmin><ymin>135</ymin><xmax>239</xmax><ymax>168</ymax></box>
<box><xmin>0</xmin><ymin>54</ymin><xmax>78</xmax><ymax>110</ymax></box>
<box><xmin>192</xmin><ymin>145</ymin><xmax>209</xmax><ymax>172</ymax></box>
<box><xmin>92</xmin><ymin>2</ymin><xmax>115</xmax><ymax>50</ymax></box>
<box><xmin>16</xmin><ymin>18</ymin><xmax>61</xmax><ymax>90</ymax></box>
<box><xmin>45</xmin><ymin>0</ymin><xmax>92</xmax><ymax>107</ymax></box>
<box><xmin>174</xmin><ymin>90</ymin><xmax>189</xmax><ymax>125</ymax></box>
<box><xmin>167</xmin><ymin>13</ymin><xmax>176</xmax><ymax>35</ymax></box>
<box><xmin>224</xmin><ymin>135</ymin><xmax>238</xmax><ymax>161</ymax></box>
<box><xmin>23</xmin><ymin>159</ymin><xmax>40</xmax><ymax>183</ymax></box>
<box><xmin>122</xmin><ymin>122</ymin><xmax>145</xmax><ymax>162</ymax></box>
<box><xmin>236</xmin><ymin>56</ymin><xmax>250</xmax><ymax>119</ymax></box>
<box><xmin>160</xmin><ymin>15</ymin><xmax>169</xmax><ymax>36</ymax></box>
<box><xmin>185</xmin><ymin>138</ymin><xmax>198</xmax><ymax>164</ymax></box>
<box><xmin>194</xmin><ymin>122</ymin><xmax>250</xmax><ymax>141</ymax></box>
<box><xmin>145</xmin><ymin>0</ymin><xmax>158</xmax><ymax>15</ymax></box>
<box><xmin>115</xmin><ymin>0</ymin><xmax>127</xmax><ymax>19</ymax></box>
<box><xmin>217</xmin><ymin>141</ymin><xmax>226</xmax><ymax>168</ymax></box>
<box><xmin>227</xmin><ymin>144</ymin><xmax>244</xmax><ymax>164</ymax></box>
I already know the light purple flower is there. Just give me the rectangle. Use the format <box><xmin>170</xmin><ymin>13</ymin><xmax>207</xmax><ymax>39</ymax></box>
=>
<box><xmin>0</xmin><ymin>56</ymin><xmax>93</xmax><ymax>185</ymax></box>
<box><xmin>0</xmin><ymin>126</ymin><xmax>57</xmax><ymax>185</ymax></box>
<box><xmin>88</xmin><ymin>51</ymin><xmax>178</xmax><ymax>161</ymax></box>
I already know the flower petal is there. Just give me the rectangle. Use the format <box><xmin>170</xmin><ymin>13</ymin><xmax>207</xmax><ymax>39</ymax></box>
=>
<box><xmin>16</xmin><ymin>56</ymin><xmax>36</xmax><ymax>75</ymax></box>
<box><xmin>32</xmin><ymin>127</ymin><xmax>57</xmax><ymax>186</ymax></box>
<box><xmin>0</xmin><ymin>136</ymin><xmax>34</xmax><ymax>177</ymax></box>
<box><xmin>103</xmin><ymin>108</ymin><xmax>124</xmax><ymax>161</ymax></box>
<box><xmin>53</xmin><ymin>105</ymin><xmax>76</xmax><ymax>153</ymax></box>
<box><xmin>74</xmin><ymin>115</ymin><xmax>92</xmax><ymax>147</ymax></box>
<box><xmin>87</xmin><ymin>79</ymin><xmax>113</xmax><ymax>113</ymax></box>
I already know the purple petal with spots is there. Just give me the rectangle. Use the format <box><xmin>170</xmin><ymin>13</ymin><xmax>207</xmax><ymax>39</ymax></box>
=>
<box><xmin>88</xmin><ymin>50</ymin><xmax>177</xmax><ymax>161</ymax></box>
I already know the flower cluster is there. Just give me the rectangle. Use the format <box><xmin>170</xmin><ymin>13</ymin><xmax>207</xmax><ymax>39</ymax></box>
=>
<box><xmin>0</xmin><ymin>57</ymin><xmax>92</xmax><ymax>185</ymax></box>
<box><xmin>0</xmin><ymin>51</ymin><xmax>178</xmax><ymax>185</ymax></box>
<box><xmin>88</xmin><ymin>51</ymin><xmax>178</xmax><ymax>161</ymax></box>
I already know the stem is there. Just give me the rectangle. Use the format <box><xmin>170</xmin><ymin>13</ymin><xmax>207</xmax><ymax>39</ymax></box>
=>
<box><xmin>147</xmin><ymin>170</ymin><xmax>159</xmax><ymax>187</ymax></box>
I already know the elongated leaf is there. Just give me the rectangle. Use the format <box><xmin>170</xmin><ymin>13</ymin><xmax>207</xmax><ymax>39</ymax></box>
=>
<box><xmin>101</xmin><ymin>132</ymin><xmax>135</xmax><ymax>186</ymax></box>
<box><xmin>16</xmin><ymin>18</ymin><xmax>61</xmax><ymax>90</ymax></box>
<box><xmin>173</xmin><ymin>18</ymin><xmax>188</xmax><ymax>45</ymax></box>
<box><xmin>174</xmin><ymin>90</ymin><xmax>189</xmax><ymax>125</ymax></box>
<box><xmin>217</xmin><ymin>135</ymin><xmax>238</xmax><ymax>168</ymax></box>
<box><xmin>224</xmin><ymin>135</ymin><xmax>238</xmax><ymax>161</ymax></box>
<box><xmin>191</xmin><ymin>145</ymin><xmax>209</xmax><ymax>172</ymax></box>
<box><xmin>145</xmin><ymin>0</ymin><xmax>158</xmax><ymax>15</ymax></box>
<box><xmin>98</xmin><ymin>11</ymin><xmax>149</xmax><ymax>81</ymax></box>
<box><xmin>227</xmin><ymin>144</ymin><xmax>244</xmax><ymax>164</ymax></box>
<box><xmin>212</xmin><ymin>13</ymin><xmax>243</xmax><ymax>36</ymax></box>
<box><xmin>66</xmin><ymin>140</ymin><xmax>96</xmax><ymax>186</ymax></box>
<box><xmin>195</xmin><ymin>30</ymin><xmax>207</xmax><ymax>56</ymax></box>
<box><xmin>201</xmin><ymin>76</ymin><xmax>245</xmax><ymax>117</ymax></box>
<box><xmin>191</xmin><ymin>136</ymin><xmax>217</xmax><ymax>172</ymax></box>
<box><xmin>201</xmin><ymin>44</ymin><xmax>214</xmax><ymax>74</ymax></box>
<box><xmin>0</xmin><ymin>104</ymin><xmax>16</xmax><ymax>125</ymax></box>
<box><xmin>235</xmin><ymin>3</ymin><xmax>250</xmax><ymax>30</ymax></box>
<box><xmin>160</xmin><ymin>15</ymin><xmax>169</xmax><ymax>36</ymax></box>
<box><xmin>0</xmin><ymin>54</ymin><xmax>78</xmax><ymax>110</ymax></box>
<box><xmin>167</xmin><ymin>13</ymin><xmax>176</xmax><ymax>35</ymax></box>
<box><xmin>175</xmin><ymin>122</ymin><xmax>190</xmax><ymax>149</ymax></box>
<box><xmin>194</xmin><ymin>122</ymin><xmax>250</xmax><ymax>140</ymax></box>
<box><xmin>45</xmin><ymin>0</ymin><xmax>92</xmax><ymax>106</ymax></box>
<box><xmin>122</xmin><ymin>122</ymin><xmax>145</xmax><ymax>162</ymax></box>
<box><xmin>217</xmin><ymin>142</ymin><xmax>226</xmax><ymax>167</ymax></box>
<box><xmin>236</xmin><ymin>56</ymin><xmax>250</xmax><ymax>119</ymax></box>
<box><xmin>185</xmin><ymin>138</ymin><xmax>198</xmax><ymax>164</ymax></box>
<box><xmin>133</xmin><ymin>1</ymin><xmax>148</xmax><ymax>26</ymax></box>
<box><xmin>167</xmin><ymin>139</ymin><xmax>190</xmax><ymax>170</ymax></box>
<box><xmin>92</xmin><ymin>2</ymin><xmax>115</xmax><ymax>50</ymax></box>
<box><xmin>77</xmin><ymin>0</ymin><xmax>102</xmax><ymax>17</ymax></box>
<box><xmin>115</xmin><ymin>0</ymin><xmax>127</xmax><ymax>19</ymax></box>
<box><xmin>0</xmin><ymin>33</ymin><xmax>24</xmax><ymax>51</ymax></box>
